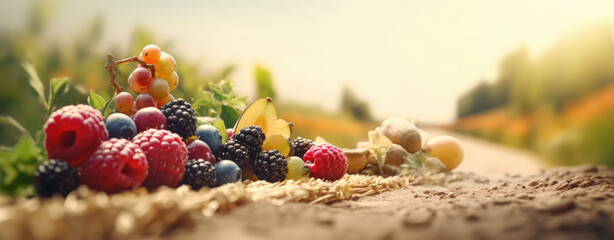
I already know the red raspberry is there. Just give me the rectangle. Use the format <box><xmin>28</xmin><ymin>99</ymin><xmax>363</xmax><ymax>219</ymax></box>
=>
<box><xmin>132</xmin><ymin>129</ymin><xmax>188</xmax><ymax>189</ymax></box>
<box><xmin>80</xmin><ymin>138</ymin><xmax>148</xmax><ymax>194</ymax></box>
<box><xmin>43</xmin><ymin>105</ymin><xmax>108</xmax><ymax>167</ymax></box>
<box><xmin>303</xmin><ymin>144</ymin><xmax>348</xmax><ymax>181</ymax></box>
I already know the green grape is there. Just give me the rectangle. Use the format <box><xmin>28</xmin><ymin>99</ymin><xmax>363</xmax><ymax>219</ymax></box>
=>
<box><xmin>286</xmin><ymin>156</ymin><xmax>311</xmax><ymax>181</ymax></box>
<box><xmin>115</xmin><ymin>92</ymin><xmax>134</xmax><ymax>114</ymax></box>
<box><xmin>154</xmin><ymin>52</ymin><xmax>176</xmax><ymax>77</ymax></box>
<box><xmin>148</xmin><ymin>78</ymin><xmax>170</xmax><ymax>99</ymax></box>
<box><xmin>141</xmin><ymin>44</ymin><xmax>161</xmax><ymax>64</ymax></box>
<box><xmin>161</xmin><ymin>71</ymin><xmax>179</xmax><ymax>91</ymax></box>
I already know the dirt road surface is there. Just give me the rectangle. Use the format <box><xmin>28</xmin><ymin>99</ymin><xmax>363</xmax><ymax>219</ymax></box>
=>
<box><xmin>422</xmin><ymin>128</ymin><xmax>543</xmax><ymax>175</ymax></box>
<box><xmin>156</xmin><ymin>130</ymin><xmax>614</xmax><ymax>240</ymax></box>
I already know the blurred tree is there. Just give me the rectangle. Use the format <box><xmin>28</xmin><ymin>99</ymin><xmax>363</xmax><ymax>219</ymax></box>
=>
<box><xmin>254</xmin><ymin>65</ymin><xmax>276</xmax><ymax>99</ymax></box>
<box><xmin>341</xmin><ymin>86</ymin><xmax>373</xmax><ymax>122</ymax></box>
<box><xmin>457</xmin><ymin>81</ymin><xmax>497</xmax><ymax>117</ymax></box>
<box><xmin>458</xmin><ymin>23</ymin><xmax>614</xmax><ymax>117</ymax></box>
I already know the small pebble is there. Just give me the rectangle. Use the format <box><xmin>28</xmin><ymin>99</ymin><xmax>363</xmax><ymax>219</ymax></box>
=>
<box><xmin>402</xmin><ymin>209</ymin><xmax>434</xmax><ymax>228</ymax></box>
<box><xmin>534</xmin><ymin>198</ymin><xmax>575</xmax><ymax>214</ymax></box>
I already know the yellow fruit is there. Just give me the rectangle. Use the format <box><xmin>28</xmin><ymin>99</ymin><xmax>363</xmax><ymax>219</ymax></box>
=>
<box><xmin>268</xmin><ymin>119</ymin><xmax>292</xmax><ymax>139</ymax></box>
<box><xmin>160</xmin><ymin>71</ymin><xmax>179</xmax><ymax>91</ymax></box>
<box><xmin>234</xmin><ymin>98</ymin><xmax>278</xmax><ymax>136</ymax></box>
<box><xmin>154</xmin><ymin>52</ymin><xmax>176</xmax><ymax>77</ymax></box>
<box><xmin>234</xmin><ymin>98</ymin><xmax>295</xmax><ymax>157</ymax></box>
<box><xmin>262</xmin><ymin>134</ymin><xmax>293</xmax><ymax>157</ymax></box>
<box><xmin>424</xmin><ymin>135</ymin><xmax>463</xmax><ymax>171</ymax></box>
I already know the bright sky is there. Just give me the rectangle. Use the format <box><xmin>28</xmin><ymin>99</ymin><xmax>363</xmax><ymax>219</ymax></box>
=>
<box><xmin>2</xmin><ymin>0</ymin><xmax>614</xmax><ymax>123</ymax></box>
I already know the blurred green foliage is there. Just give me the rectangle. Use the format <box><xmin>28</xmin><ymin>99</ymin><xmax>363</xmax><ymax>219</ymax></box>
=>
<box><xmin>0</xmin><ymin>134</ymin><xmax>41</xmax><ymax>197</ymax></box>
<box><xmin>544</xmin><ymin>113</ymin><xmax>614</xmax><ymax>166</ymax></box>
<box><xmin>0</xmin><ymin>0</ymin><xmax>237</xmax><ymax>146</ymax></box>
<box><xmin>192</xmin><ymin>80</ymin><xmax>247</xmax><ymax>129</ymax></box>
<box><xmin>341</xmin><ymin>86</ymin><xmax>374</xmax><ymax>122</ymax></box>
<box><xmin>457</xmin><ymin>23</ymin><xmax>614</xmax><ymax>166</ymax></box>
<box><xmin>254</xmin><ymin>65</ymin><xmax>276</xmax><ymax>99</ymax></box>
<box><xmin>458</xmin><ymin>23</ymin><xmax>614</xmax><ymax>118</ymax></box>
<box><xmin>0</xmin><ymin>134</ymin><xmax>40</xmax><ymax>197</ymax></box>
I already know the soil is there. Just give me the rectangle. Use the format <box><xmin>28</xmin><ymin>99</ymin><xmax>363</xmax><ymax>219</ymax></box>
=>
<box><xmin>154</xmin><ymin>164</ymin><xmax>614</xmax><ymax>240</ymax></box>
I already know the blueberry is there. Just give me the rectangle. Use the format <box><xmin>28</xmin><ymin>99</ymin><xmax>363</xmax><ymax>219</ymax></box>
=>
<box><xmin>105</xmin><ymin>113</ymin><xmax>137</xmax><ymax>140</ymax></box>
<box><xmin>195</xmin><ymin>124</ymin><xmax>223</xmax><ymax>156</ymax></box>
<box><xmin>214</xmin><ymin>160</ymin><xmax>242</xmax><ymax>186</ymax></box>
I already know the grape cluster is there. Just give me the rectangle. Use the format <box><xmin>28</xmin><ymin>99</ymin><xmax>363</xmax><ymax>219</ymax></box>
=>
<box><xmin>115</xmin><ymin>44</ymin><xmax>179</xmax><ymax>115</ymax></box>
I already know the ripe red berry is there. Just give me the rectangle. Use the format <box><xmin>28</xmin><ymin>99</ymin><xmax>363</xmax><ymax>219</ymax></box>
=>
<box><xmin>80</xmin><ymin>138</ymin><xmax>148</xmax><ymax>194</ymax></box>
<box><xmin>303</xmin><ymin>144</ymin><xmax>348</xmax><ymax>181</ymax></box>
<box><xmin>43</xmin><ymin>105</ymin><xmax>108</xmax><ymax>167</ymax></box>
<box><xmin>132</xmin><ymin>129</ymin><xmax>188</xmax><ymax>189</ymax></box>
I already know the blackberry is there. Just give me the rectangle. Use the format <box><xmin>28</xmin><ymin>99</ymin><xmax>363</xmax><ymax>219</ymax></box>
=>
<box><xmin>180</xmin><ymin>159</ymin><xmax>216</xmax><ymax>190</ymax></box>
<box><xmin>160</xmin><ymin>99</ymin><xmax>197</xmax><ymax>139</ymax></box>
<box><xmin>234</xmin><ymin>125</ymin><xmax>266</xmax><ymax>158</ymax></box>
<box><xmin>292</xmin><ymin>137</ymin><xmax>314</xmax><ymax>159</ymax></box>
<box><xmin>33</xmin><ymin>159</ymin><xmax>80</xmax><ymax>197</ymax></box>
<box><xmin>219</xmin><ymin>139</ymin><xmax>250</xmax><ymax>167</ymax></box>
<box><xmin>251</xmin><ymin>150</ymin><xmax>288</xmax><ymax>183</ymax></box>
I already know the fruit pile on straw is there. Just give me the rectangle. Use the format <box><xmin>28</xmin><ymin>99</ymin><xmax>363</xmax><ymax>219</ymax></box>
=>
<box><xmin>0</xmin><ymin>172</ymin><xmax>462</xmax><ymax>240</ymax></box>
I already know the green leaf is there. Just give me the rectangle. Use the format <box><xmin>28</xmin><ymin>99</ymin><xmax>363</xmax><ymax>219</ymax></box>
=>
<box><xmin>221</xmin><ymin>79</ymin><xmax>234</xmax><ymax>93</ymax></box>
<box><xmin>213</xmin><ymin>119</ymin><xmax>227</xmax><ymax>144</ymax></box>
<box><xmin>47</xmin><ymin>77</ymin><xmax>68</xmax><ymax>114</ymax></box>
<box><xmin>88</xmin><ymin>91</ymin><xmax>106</xmax><ymax>111</ymax></box>
<box><xmin>22</xmin><ymin>61</ymin><xmax>49</xmax><ymax>111</ymax></box>
<box><xmin>12</xmin><ymin>133</ymin><xmax>40</xmax><ymax>164</ymax></box>
<box><xmin>102</xmin><ymin>96</ymin><xmax>115</xmax><ymax>118</ymax></box>
<box><xmin>34</xmin><ymin>130</ymin><xmax>46</xmax><ymax>159</ymax></box>
<box><xmin>210</xmin><ymin>84</ymin><xmax>224</xmax><ymax>102</ymax></box>
<box><xmin>220</xmin><ymin>105</ymin><xmax>240</xmax><ymax>129</ymax></box>
<box><xmin>0</xmin><ymin>134</ymin><xmax>40</xmax><ymax>196</ymax></box>
<box><xmin>2</xmin><ymin>165</ymin><xmax>18</xmax><ymax>186</ymax></box>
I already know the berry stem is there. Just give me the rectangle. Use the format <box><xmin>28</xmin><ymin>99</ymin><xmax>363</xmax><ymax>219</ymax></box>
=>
<box><xmin>104</xmin><ymin>54</ymin><xmax>156</xmax><ymax>94</ymax></box>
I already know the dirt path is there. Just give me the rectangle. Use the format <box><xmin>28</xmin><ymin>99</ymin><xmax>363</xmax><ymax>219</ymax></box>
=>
<box><xmin>422</xmin><ymin>128</ymin><xmax>544</xmax><ymax>175</ymax></box>
<box><xmin>161</xmin><ymin>165</ymin><xmax>614</xmax><ymax>240</ymax></box>
<box><xmin>156</xmin><ymin>131</ymin><xmax>612</xmax><ymax>240</ymax></box>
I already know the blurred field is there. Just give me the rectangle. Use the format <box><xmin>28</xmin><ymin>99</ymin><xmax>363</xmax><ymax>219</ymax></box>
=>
<box><xmin>453</xmin><ymin>23</ymin><xmax>614</xmax><ymax>167</ymax></box>
<box><xmin>453</xmin><ymin>82</ymin><xmax>614</xmax><ymax>166</ymax></box>
<box><xmin>277</xmin><ymin>103</ymin><xmax>377</xmax><ymax>148</ymax></box>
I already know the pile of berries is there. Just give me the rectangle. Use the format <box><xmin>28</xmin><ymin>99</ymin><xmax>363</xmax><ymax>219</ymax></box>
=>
<box><xmin>37</xmin><ymin>102</ymin><xmax>221</xmax><ymax>196</ymax></box>
<box><xmin>33</xmin><ymin>45</ymin><xmax>349</xmax><ymax>198</ymax></box>
<box><xmin>36</xmin><ymin>101</ymin><xmax>347</xmax><ymax>196</ymax></box>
